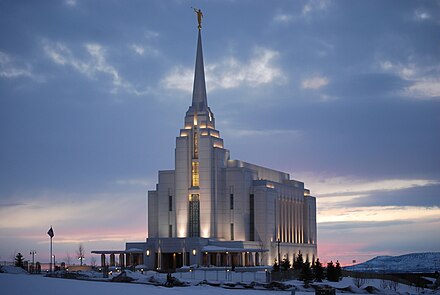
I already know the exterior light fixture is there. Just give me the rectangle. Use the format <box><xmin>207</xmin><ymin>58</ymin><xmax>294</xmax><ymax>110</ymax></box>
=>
<box><xmin>192</xmin><ymin>249</ymin><xmax>197</xmax><ymax>256</ymax></box>
<box><xmin>146</xmin><ymin>249</ymin><xmax>150</xmax><ymax>256</ymax></box>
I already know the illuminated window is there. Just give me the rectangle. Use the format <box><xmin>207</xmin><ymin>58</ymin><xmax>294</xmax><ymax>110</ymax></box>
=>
<box><xmin>193</xmin><ymin>127</ymin><xmax>198</xmax><ymax>159</ymax></box>
<box><xmin>189</xmin><ymin>194</ymin><xmax>200</xmax><ymax>237</ymax></box>
<box><xmin>191</xmin><ymin>161</ymin><xmax>199</xmax><ymax>187</ymax></box>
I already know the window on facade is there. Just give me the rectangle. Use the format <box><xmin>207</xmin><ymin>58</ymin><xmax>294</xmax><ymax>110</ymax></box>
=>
<box><xmin>250</xmin><ymin>194</ymin><xmax>255</xmax><ymax>241</ymax></box>
<box><xmin>230</xmin><ymin>194</ymin><xmax>234</xmax><ymax>210</ymax></box>
<box><xmin>189</xmin><ymin>194</ymin><xmax>200</xmax><ymax>237</ymax></box>
<box><xmin>191</xmin><ymin>161</ymin><xmax>199</xmax><ymax>187</ymax></box>
<box><xmin>169</xmin><ymin>224</ymin><xmax>173</xmax><ymax>237</ymax></box>
<box><xmin>169</xmin><ymin>195</ymin><xmax>172</xmax><ymax>211</ymax></box>
<box><xmin>193</xmin><ymin>127</ymin><xmax>198</xmax><ymax>159</ymax></box>
<box><xmin>230</xmin><ymin>223</ymin><xmax>234</xmax><ymax>240</ymax></box>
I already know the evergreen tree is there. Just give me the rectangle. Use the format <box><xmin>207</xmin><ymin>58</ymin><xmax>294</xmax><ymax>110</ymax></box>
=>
<box><xmin>313</xmin><ymin>258</ymin><xmax>324</xmax><ymax>282</ymax></box>
<box><xmin>281</xmin><ymin>257</ymin><xmax>291</xmax><ymax>271</ymax></box>
<box><xmin>293</xmin><ymin>252</ymin><xmax>304</xmax><ymax>270</ymax></box>
<box><xmin>273</xmin><ymin>259</ymin><xmax>280</xmax><ymax>272</ymax></box>
<box><xmin>326</xmin><ymin>260</ymin><xmax>338</xmax><ymax>282</ymax></box>
<box><xmin>301</xmin><ymin>258</ymin><xmax>314</xmax><ymax>287</ymax></box>
<box><xmin>15</xmin><ymin>252</ymin><xmax>24</xmax><ymax>269</ymax></box>
<box><xmin>335</xmin><ymin>260</ymin><xmax>342</xmax><ymax>281</ymax></box>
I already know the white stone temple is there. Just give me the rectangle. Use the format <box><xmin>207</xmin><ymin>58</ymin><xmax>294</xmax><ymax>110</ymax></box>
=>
<box><xmin>93</xmin><ymin>21</ymin><xmax>317</xmax><ymax>271</ymax></box>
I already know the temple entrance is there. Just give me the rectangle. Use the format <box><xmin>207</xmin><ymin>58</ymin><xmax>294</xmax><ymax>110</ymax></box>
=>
<box><xmin>158</xmin><ymin>252</ymin><xmax>189</xmax><ymax>271</ymax></box>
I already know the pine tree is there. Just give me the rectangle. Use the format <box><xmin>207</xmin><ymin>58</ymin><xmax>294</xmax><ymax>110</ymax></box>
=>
<box><xmin>301</xmin><ymin>258</ymin><xmax>314</xmax><ymax>287</ymax></box>
<box><xmin>335</xmin><ymin>260</ymin><xmax>342</xmax><ymax>281</ymax></box>
<box><xmin>273</xmin><ymin>259</ymin><xmax>280</xmax><ymax>272</ymax></box>
<box><xmin>281</xmin><ymin>257</ymin><xmax>291</xmax><ymax>271</ymax></box>
<box><xmin>313</xmin><ymin>258</ymin><xmax>324</xmax><ymax>282</ymax></box>
<box><xmin>293</xmin><ymin>252</ymin><xmax>304</xmax><ymax>270</ymax></box>
<box><xmin>327</xmin><ymin>260</ymin><xmax>338</xmax><ymax>282</ymax></box>
<box><xmin>15</xmin><ymin>252</ymin><xmax>24</xmax><ymax>269</ymax></box>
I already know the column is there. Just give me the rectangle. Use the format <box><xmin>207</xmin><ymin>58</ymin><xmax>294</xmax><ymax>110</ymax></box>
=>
<box><xmin>295</xmin><ymin>199</ymin><xmax>298</xmax><ymax>243</ymax></box>
<box><xmin>300</xmin><ymin>201</ymin><xmax>303</xmax><ymax>243</ymax></box>
<box><xmin>110</xmin><ymin>253</ymin><xmax>115</xmax><ymax>266</ymax></box>
<box><xmin>101</xmin><ymin>254</ymin><xmax>105</xmax><ymax>267</ymax></box>
<box><xmin>119</xmin><ymin>253</ymin><xmax>125</xmax><ymax>268</ymax></box>
<box><xmin>287</xmin><ymin>198</ymin><xmax>291</xmax><ymax>243</ymax></box>
<box><xmin>128</xmin><ymin>254</ymin><xmax>132</xmax><ymax>268</ymax></box>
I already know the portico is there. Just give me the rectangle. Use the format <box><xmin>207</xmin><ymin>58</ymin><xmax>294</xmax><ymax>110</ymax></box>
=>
<box><xmin>91</xmin><ymin>249</ymin><xmax>144</xmax><ymax>268</ymax></box>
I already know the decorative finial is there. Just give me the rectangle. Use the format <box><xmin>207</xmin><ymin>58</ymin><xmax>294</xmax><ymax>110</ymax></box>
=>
<box><xmin>192</xmin><ymin>7</ymin><xmax>203</xmax><ymax>30</ymax></box>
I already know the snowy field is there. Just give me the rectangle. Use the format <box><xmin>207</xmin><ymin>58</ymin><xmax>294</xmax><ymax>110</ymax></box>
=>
<box><xmin>0</xmin><ymin>273</ymin><xmax>300</xmax><ymax>295</ymax></box>
<box><xmin>1</xmin><ymin>269</ymin><xmax>439</xmax><ymax>295</ymax></box>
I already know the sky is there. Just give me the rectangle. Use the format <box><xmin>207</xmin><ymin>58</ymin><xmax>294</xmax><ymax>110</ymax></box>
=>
<box><xmin>1</xmin><ymin>0</ymin><xmax>439</xmax><ymax>266</ymax></box>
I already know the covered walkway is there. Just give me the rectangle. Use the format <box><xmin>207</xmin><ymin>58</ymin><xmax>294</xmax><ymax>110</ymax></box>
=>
<box><xmin>91</xmin><ymin>248</ymin><xmax>144</xmax><ymax>268</ymax></box>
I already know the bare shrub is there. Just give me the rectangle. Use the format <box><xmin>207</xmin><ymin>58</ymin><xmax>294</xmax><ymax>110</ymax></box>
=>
<box><xmin>352</xmin><ymin>272</ymin><xmax>368</xmax><ymax>288</ymax></box>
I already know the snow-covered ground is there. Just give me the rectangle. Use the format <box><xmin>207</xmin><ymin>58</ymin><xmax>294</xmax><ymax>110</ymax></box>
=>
<box><xmin>1</xmin><ymin>267</ymin><xmax>439</xmax><ymax>295</ymax></box>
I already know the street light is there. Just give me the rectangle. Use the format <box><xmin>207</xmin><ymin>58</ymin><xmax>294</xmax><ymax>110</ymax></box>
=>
<box><xmin>276</xmin><ymin>238</ymin><xmax>281</xmax><ymax>267</ymax></box>
<box><xmin>29</xmin><ymin>250</ymin><xmax>36</xmax><ymax>273</ymax></box>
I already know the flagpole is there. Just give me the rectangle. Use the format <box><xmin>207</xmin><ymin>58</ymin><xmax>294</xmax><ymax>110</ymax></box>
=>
<box><xmin>48</xmin><ymin>226</ymin><xmax>54</xmax><ymax>273</ymax></box>
<box><xmin>50</xmin><ymin>236</ymin><xmax>53</xmax><ymax>272</ymax></box>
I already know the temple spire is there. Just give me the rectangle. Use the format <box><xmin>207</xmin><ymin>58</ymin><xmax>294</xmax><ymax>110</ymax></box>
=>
<box><xmin>191</xmin><ymin>29</ymin><xmax>208</xmax><ymax>111</ymax></box>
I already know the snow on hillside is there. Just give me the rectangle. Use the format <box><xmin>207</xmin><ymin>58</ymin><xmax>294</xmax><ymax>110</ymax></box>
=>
<box><xmin>346</xmin><ymin>252</ymin><xmax>440</xmax><ymax>273</ymax></box>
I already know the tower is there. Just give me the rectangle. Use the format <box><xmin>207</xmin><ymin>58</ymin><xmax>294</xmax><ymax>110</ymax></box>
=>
<box><xmin>174</xmin><ymin>29</ymin><xmax>229</xmax><ymax>239</ymax></box>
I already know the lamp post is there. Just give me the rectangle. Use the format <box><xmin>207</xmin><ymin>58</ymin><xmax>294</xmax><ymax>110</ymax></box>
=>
<box><xmin>276</xmin><ymin>238</ymin><xmax>281</xmax><ymax>267</ymax></box>
<box><xmin>52</xmin><ymin>255</ymin><xmax>56</xmax><ymax>270</ymax></box>
<box><xmin>226</xmin><ymin>251</ymin><xmax>229</xmax><ymax>269</ymax></box>
<box><xmin>29</xmin><ymin>250</ymin><xmax>36</xmax><ymax>273</ymax></box>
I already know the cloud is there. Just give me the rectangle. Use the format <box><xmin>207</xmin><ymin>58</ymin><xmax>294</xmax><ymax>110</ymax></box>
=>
<box><xmin>162</xmin><ymin>47</ymin><xmax>285</xmax><ymax>92</ymax></box>
<box><xmin>116</xmin><ymin>178</ymin><xmax>155</xmax><ymax>187</ymax></box>
<box><xmin>308</xmin><ymin>176</ymin><xmax>439</xmax><ymax>197</ymax></box>
<box><xmin>144</xmin><ymin>30</ymin><xmax>159</xmax><ymax>39</ymax></box>
<box><xmin>414</xmin><ymin>8</ymin><xmax>430</xmax><ymax>21</ymax></box>
<box><xmin>130</xmin><ymin>44</ymin><xmax>145</xmax><ymax>56</ymax></box>
<box><xmin>65</xmin><ymin>0</ymin><xmax>77</xmax><ymax>7</ymax></box>
<box><xmin>302</xmin><ymin>0</ymin><xmax>330</xmax><ymax>15</ymax></box>
<box><xmin>378</xmin><ymin>60</ymin><xmax>440</xmax><ymax>100</ymax></box>
<box><xmin>0</xmin><ymin>202</ymin><xmax>26</xmax><ymax>208</ymax></box>
<box><xmin>0</xmin><ymin>51</ymin><xmax>33</xmax><ymax>79</ymax></box>
<box><xmin>347</xmin><ymin>184</ymin><xmax>440</xmax><ymax>208</ymax></box>
<box><xmin>301</xmin><ymin>75</ymin><xmax>329</xmax><ymax>89</ymax></box>
<box><xmin>0</xmin><ymin>190</ymin><xmax>145</xmax><ymax>236</ymax></box>
<box><xmin>43</xmin><ymin>41</ymin><xmax>152</xmax><ymax>96</ymax></box>
<box><xmin>294</xmin><ymin>172</ymin><xmax>440</xmax><ymax>208</ymax></box>
<box><xmin>319</xmin><ymin>219</ymin><xmax>415</xmax><ymax>230</ymax></box>
<box><xmin>130</xmin><ymin>44</ymin><xmax>161</xmax><ymax>57</ymax></box>
<box><xmin>223</xmin><ymin>128</ymin><xmax>302</xmax><ymax>138</ymax></box>
<box><xmin>274</xmin><ymin>13</ymin><xmax>294</xmax><ymax>23</ymax></box>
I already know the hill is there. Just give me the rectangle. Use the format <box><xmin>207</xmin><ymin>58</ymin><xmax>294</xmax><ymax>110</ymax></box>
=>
<box><xmin>345</xmin><ymin>252</ymin><xmax>440</xmax><ymax>273</ymax></box>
